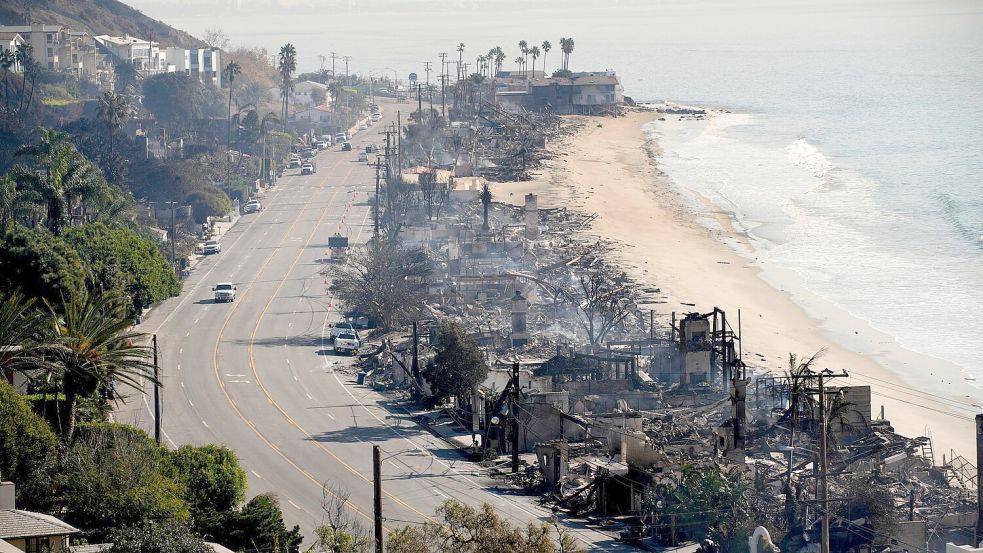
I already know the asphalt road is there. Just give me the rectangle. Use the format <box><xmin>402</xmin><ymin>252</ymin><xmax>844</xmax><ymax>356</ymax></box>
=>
<box><xmin>117</xmin><ymin>102</ymin><xmax>632</xmax><ymax>551</ymax></box>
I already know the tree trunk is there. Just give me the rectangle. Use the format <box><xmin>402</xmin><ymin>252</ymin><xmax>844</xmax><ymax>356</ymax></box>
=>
<box><xmin>62</xmin><ymin>377</ymin><xmax>78</xmax><ymax>443</ymax></box>
<box><xmin>482</xmin><ymin>202</ymin><xmax>489</xmax><ymax>230</ymax></box>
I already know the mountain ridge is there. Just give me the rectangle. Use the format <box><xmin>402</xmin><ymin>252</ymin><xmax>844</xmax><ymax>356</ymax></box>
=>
<box><xmin>0</xmin><ymin>0</ymin><xmax>206</xmax><ymax>48</ymax></box>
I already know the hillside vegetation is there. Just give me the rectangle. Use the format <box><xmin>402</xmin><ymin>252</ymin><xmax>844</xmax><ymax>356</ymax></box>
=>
<box><xmin>0</xmin><ymin>0</ymin><xmax>205</xmax><ymax>48</ymax></box>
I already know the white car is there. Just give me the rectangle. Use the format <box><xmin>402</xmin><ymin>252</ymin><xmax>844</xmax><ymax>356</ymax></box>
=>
<box><xmin>213</xmin><ymin>282</ymin><xmax>236</xmax><ymax>302</ymax></box>
<box><xmin>203</xmin><ymin>240</ymin><xmax>221</xmax><ymax>255</ymax></box>
<box><xmin>243</xmin><ymin>199</ymin><xmax>262</xmax><ymax>213</ymax></box>
<box><xmin>333</xmin><ymin>332</ymin><xmax>360</xmax><ymax>355</ymax></box>
<box><xmin>357</xmin><ymin>152</ymin><xmax>368</xmax><ymax>162</ymax></box>
<box><xmin>301</xmin><ymin>162</ymin><xmax>315</xmax><ymax>175</ymax></box>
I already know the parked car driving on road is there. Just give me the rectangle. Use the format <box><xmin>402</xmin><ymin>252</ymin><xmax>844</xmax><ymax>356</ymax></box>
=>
<box><xmin>244</xmin><ymin>199</ymin><xmax>262</xmax><ymax>213</ymax></box>
<box><xmin>203</xmin><ymin>240</ymin><xmax>221</xmax><ymax>255</ymax></box>
<box><xmin>301</xmin><ymin>162</ymin><xmax>315</xmax><ymax>175</ymax></box>
<box><xmin>329</xmin><ymin>322</ymin><xmax>355</xmax><ymax>340</ymax></box>
<box><xmin>357</xmin><ymin>152</ymin><xmax>368</xmax><ymax>162</ymax></box>
<box><xmin>213</xmin><ymin>282</ymin><xmax>236</xmax><ymax>302</ymax></box>
<box><xmin>341</xmin><ymin>142</ymin><xmax>353</xmax><ymax>151</ymax></box>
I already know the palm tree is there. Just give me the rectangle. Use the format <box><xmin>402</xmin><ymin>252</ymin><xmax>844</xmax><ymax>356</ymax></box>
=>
<box><xmin>480</xmin><ymin>182</ymin><xmax>492</xmax><ymax>231</ymax></box>
<box><xmin>224</xmin><ymin>60</ymin><xmax>242</xmax><ymax>195</ymax></box>
<box><xmin>277</xmin><ymin>44</ymin><xmax>297</xmax><ymax>127</ymax></box>
<box><xmin>14</xmin><ymin>43</ymin><xmax>32</xmax><ymax>115</ymax></box>
<box><xmin>0</xmin><ymin>292</ymin><xmax>47</xmax><ymax>378</ymax></box>
<box><xmin>494</xmin><ymin>47</ymin><xmax>506</xmax><ymax>76</ymax></box>
<box><xmin>518</xmin><ymin>41</ymin><xmax>528</xmax><ymax>77</ymax></box>
<box><xmin>48</xmin><ymin>291</ymin><xmax>155</xmax><ymax>443</ymax></box>
<box><xmin>96</xmin><ymin>91</ymin><xmax>130</xmax><ymax>168</ymax></box>
<box><xmin>530</xmin><ymin>46</ymin><xmax>540</xmax><ymax>77</ymax></box>
<box><xmin>541</xmin><ymin>41</ymin><xmax>552</xmax><ymax>75</ymax></box>
<box><xmin>781</xmin><ymin>349</ymin><xmax>824</xmax><ymax>530</ymax></box>
<box><xmin>14</xmin><ymin>128</ymin><xmax>100</xmax><ymax>234</ymax></box>
<box><xmin>560</xmin><ymin>38</ymin><xmax>575</xmax><ymax>71</ymax></box>
<box><xmin>514</xmin><ymin>56</ymin><xmax>524</xmax><ymax>75</ymax></box>
<box><xmin>456</xmin><ymin>43</ymin><xmax>466</xmax><ymax>81</ymax></box>
<box><xmin>1</xmin><ymin>49</ymin><xmax>14</xmax><ymax>120</ymax></box>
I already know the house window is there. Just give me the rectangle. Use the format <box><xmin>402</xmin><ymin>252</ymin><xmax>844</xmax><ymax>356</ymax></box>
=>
<box><xmin>46</xmin><ymin>33</ymin><xmax>53</xmax><ymax>43</ymax></box>
<box><xmin>48</xmin><ymin>62</ymin><xmax>54</xmax><ymax>70</ymax></box>
<box><xmin>47</xmin><ymin>48</ymin><xmax>53</xmax><ymax>58</ymax></box>
<box><xmin>25</xmin><ymin>536</ymin><xmax>51</xmax><ymax>553</ymax></box>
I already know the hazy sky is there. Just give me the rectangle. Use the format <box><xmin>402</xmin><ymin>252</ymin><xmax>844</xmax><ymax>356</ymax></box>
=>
<box><xmin>123</xmin><ymin>0</ymin><xmax>982</xmax><ymax>79</ymax></box>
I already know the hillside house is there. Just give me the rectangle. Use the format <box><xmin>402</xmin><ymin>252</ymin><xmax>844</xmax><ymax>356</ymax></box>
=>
<box><xmin>0</xmin><ymin>481</ymin><xmax>77</xmax><ymax>552</ymax></box>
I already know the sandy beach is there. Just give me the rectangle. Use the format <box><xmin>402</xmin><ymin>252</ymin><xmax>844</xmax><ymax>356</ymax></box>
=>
<box><xmin>491</xmin><ymin>108</ymin><xmax>976</xmax><ymax>459</ymax></box>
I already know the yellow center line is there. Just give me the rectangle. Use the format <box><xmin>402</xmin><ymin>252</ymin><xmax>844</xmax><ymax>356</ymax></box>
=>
<box><xmin>209</xmin><ymin>158</ymin><xmax>378</xmax><ymax>525</ymax></box>
<box><xmin>246</xmin><ymin>169</ymin><xmax>438</xmax><ymax>523</ymax></box>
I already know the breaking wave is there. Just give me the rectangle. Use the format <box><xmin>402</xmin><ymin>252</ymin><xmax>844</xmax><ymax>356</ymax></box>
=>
<box><xmin>785</xmin><ymin>138</ymin><xmax>833</xmax><ymax>179</ymax></box>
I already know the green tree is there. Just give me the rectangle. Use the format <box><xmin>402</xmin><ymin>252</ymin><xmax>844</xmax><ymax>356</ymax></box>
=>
<box><xmin>58</xmin><ymin>423</ymin><xmax>190</xmax><ymax>535</ymax></box>
<box><xmin>224</xmin><ymin>60</ymin><xmax>242</xmax><ymax>193</ymax></box>
<box><xmin>387</xmin><ymin>500</ymin><xmax>580</xmax><ymax>553</ymax></box>
<box><xmin>0</xmin><ymin>381</ymin><xmax>58</xmax><ymax>511</ymax></box>
<box><xmin>530</xmin><ymin>46</ymin><xmax>540</xmax><ymax>75</ymax></box>
<box><xmin>143</xmin><ymin>73</ymin><xmax>201</xmax><ymax>133</ymax></box>
<box><xmin>0</xmin><ymin>292</ymin><xmax>46</xmax><ymax>375</ymax></box>
<box><xmin>168</xmin><ymin>444</ymin><xmax>247</xmax><ymax>517</ymax></box>
<box><xmin>1</xmin><ymin>48</ymin><xmax>14</xmax><ymax>120</ymax></box>
<box><xmin>0</xmin><ymin>225</ymin><xmax>86</xmax><ymax>307</ymax></box>
<box><xmin>644</xmin><ymin>465</ymin><xmax>764</xmax><ymax>549</ymax></box>
<box><xmin>311</xmin><ymin>86</ymin><xmax>327</xmax><ymax>106</ymax></box>
<box><xmin>456</xmin><ymin>43</ymin><xmax>466</xmax><ymax>81</ymax></box>
<box><xmin>423</xmin><ymin>321</ymin><xmax>488</xmax><ymax>404</ymax></box>
<box><xmin>541</xmin><ymin>41</ymin><xmax>551</xmax><ymax>74</ymax></box>
<box><xmin>186</xmin><ymin>188</ymin><xmax>233</xmax><ymax>224</ymax></box>
<box><xmin>107</xmin><ymin>520</ymin><xmax>211</xmax><ymax>553</ymax></box>
<box><xmin>216</xmin><ymin>493</ymin><xmax>303</xmax><ymax>553</ymax></box>
<box><xmin>12</xmin><ymin>128</ymin><xmax>106</xmax><ymax>234</ymax></box>
<box><xmin>63</xmin><ymin>223</ymin><xmax>181</xmax><ymax>312</ymax></box>
<box><xmin>48</xmin><ymin>291</ymin><xmax>155</xmax><ymax>442</ymax></box>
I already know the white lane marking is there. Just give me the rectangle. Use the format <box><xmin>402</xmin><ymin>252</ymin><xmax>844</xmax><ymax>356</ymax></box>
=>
<box><xmin>180</xmin><ymin>382</ymin><xmax>185</xmax><ymax>388</ymax></box>
<box><xmin>432</xmin><ymin>488</ymin><xmax>448</xmax><ymax>498</ymax></box>
<box><xmin>194</xmin><ymin>318</ymin><xmax>200</xmax><ymax>324</ymax></box>
<box><xmin>226</xmin><ymin>373</ymin><xmax>247</xmax><ymax>377</ymax></box>
<box><xmin>229</xmin><ymin>380</ymin><xmax>252</xmax><ymax>384</ymax></box>
<box><xmin>185</xmin><ymin>331</ymin><xmax>190</xmax><ymax>337</ymax></box>
<box><xmin>325</xmin><ymin>412</ymin><xmax>335</xmax><ymax>421</ymax></box>
<box><xmin>179</xmin><ymin>348</ymin><xmax>183</xmax><ymax>355</ymax></box>
<box><xmin>288</xmin><ymin>322</ymin><xmax>293</xmax><ymax>328</ymax></box>
<box><xmin>177</xmin><ymin>364</ymin><xmax>182</xmax><ymax>371</ymax></box>
<box><xmin>251</xmin><ymin>469</ymin><xmax>262</xmax><ymax>479</ymax></box>
<box><xmin>292</xmin><ymin>374</ymin><xmax>298</xmax><ymax>382</ymax></box>
<box><xmin>305</xmin><ymin>393</ymin><xmax>313</xmax><ymax>400</ymax></box>
<box><xmin>202</xmin><ymin>420</ymin><xmax>210</xmax><ymax>428</ymax></box>
<box><xmin>188</xmin><ymin>400</ymin><xmax>195</xmax><ymax>407</ymax></box>
<box><xmin>287</xmin><ymin>499</ymin><xmax>301</xmax><ymax>510</ymax></box>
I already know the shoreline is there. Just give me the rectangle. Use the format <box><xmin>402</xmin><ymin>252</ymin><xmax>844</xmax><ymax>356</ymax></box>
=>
<box><xmin>492</xmin><ymin>108</ymin><xmax>976</xmax><ymax>459</ymax></box>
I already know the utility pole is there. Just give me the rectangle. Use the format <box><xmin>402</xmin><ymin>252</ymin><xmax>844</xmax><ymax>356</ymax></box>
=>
<box><xmin>511</xmin><ymin>361</ymin><xmax>520</xmax><ymax>473</ymax></box>
<box><xmin>439</xmin><ymin>52</ymin><xmax>448</xmax><ymax>120</ymax></box>
<box><xmin>152</xmin><ymin>334</ymin><xmax>161</xmax><ymax>445</ymax></box>
<box><xmin>330</xmin><ymin>52</ymin><xmax>336</xmax><ymax>79</ymax></box>
<box><xmin>343</xmin><ymin>55</ymin><xmax>351</xmax><ymax>86</ymax></box>
<box><xmin>373</xmin><ymin>445</ymin><xmax>383</xmax><ymax>553</ymax></box>
<box><xmin>396</xmin><ymin>111</ymin><xmax>401</xmax><ymax>173</ymax></box>
<box><xmin>811</xmin><ymin>368</ymin><xmax>848</xmax><ymax>553</ymax></box>
<box><xmin>424</xmin><ymin>61</ymin><xmax>432</xmax><ymax>119</ymax></box>
<box><xmin>417</xmin><ymin>83</ymin><xmax>423</xmax><ymax>119</ymax></box>
<box><xmin>373</xmin><ymin>156</ymin><xmax>381</xmax><ymax>236</ymax></box>
<box><xmin>411</xmin><ymin>321</ymin><xmax>419</xmax><ymax>379</ymax></box>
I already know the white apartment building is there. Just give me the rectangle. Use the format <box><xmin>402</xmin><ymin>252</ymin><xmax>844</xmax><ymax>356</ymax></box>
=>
<box><xmin>94</xmin><ymin>34</ymin><xmax>167</xmax><ymax>73</ymax></box>
<box><xmin>163</xmin><ymin>46</ymin><xmax>222</xmax><ymax>86</ymax></box>
<box><xmin>0</xmin><ymin>32</ymin><xmax>25</xmax><ymax>72</ymax></box>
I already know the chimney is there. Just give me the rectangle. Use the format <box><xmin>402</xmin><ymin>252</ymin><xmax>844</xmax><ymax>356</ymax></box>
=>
<box><xmin>523</xmin><ymin>193</ymin><xmax>539</xmax><ymax>239</ymax></box>
<box><xmin>511</xmin><ymin>290</ymin><xmax>528</xmax><ymax>347</ymax></box>
<box><xmin>0</xmin><ymin>479</ymin><xmax>14</xmax><ymax>510</ymax></box>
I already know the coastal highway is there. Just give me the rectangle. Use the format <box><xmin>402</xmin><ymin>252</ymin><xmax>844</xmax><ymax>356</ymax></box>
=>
<box><xmin>116</xmin><ymin>102</ymin><xmax>630</xmax><ymax>550</ymax></box>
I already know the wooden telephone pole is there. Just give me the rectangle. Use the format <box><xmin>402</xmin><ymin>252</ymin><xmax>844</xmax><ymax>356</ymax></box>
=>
<box><xmin>373</xmin><ymin>445</ymin><xmax>383</xmax><ymax>553</ymax></box>
<box><xmin>511</xmin><ymin>361</ymin><xmax>520</xmax><ymax>473</ymax></box>
<box><xmin>808</xmin><ymin>368</ymin><xmax>849</xmax><ymax>553</ymax></box>
<box><xmin>152</xmin><ymin>334</ymin><xmax>161</xmax><ymax>445</ymax></box>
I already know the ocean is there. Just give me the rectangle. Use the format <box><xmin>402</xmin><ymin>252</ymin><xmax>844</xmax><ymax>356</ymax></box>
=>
<box><xmin>128</xmin><ymin>0</ymin><xmax>983</xmax><ymax>399</ymax></box>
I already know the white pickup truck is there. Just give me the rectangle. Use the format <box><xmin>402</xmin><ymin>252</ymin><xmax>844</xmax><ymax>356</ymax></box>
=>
<box><xmin>213</xmin><ymin>282</ymin><xmax>236</xmax><ymax>303</ymax></box>
<box><xmin>333</xmin><ymin>332</ymin><xmax>360</xmax><ymax>355</ymax></box>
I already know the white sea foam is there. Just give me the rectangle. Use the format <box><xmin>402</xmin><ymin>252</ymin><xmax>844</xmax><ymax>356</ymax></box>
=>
<box><xmin>785</xmin><ymin>138</ymin><xmax>833</xmax><ymax>179</ymax></box>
